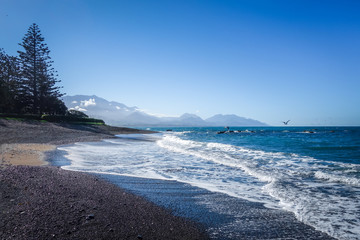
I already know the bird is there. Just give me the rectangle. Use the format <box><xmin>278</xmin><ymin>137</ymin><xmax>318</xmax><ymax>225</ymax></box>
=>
<box><xmin>283</xmin><ymin>120</ymin><xmax>290</xmax><ymax>125</ymax></box>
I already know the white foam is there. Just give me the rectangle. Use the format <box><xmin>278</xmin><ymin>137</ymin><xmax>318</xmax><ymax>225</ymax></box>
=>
<box><xmin>57</xmin><ymin>133</ymin><xmax>360</xmax><ymax>240</ymax></box>
<box><xmin>156</xmin><ymin>134</ymin><xmax>360</xmax><ymax>240</ymax></box>
<box><xmin>315</xmin><ymin>171</ymin><xmax>360</xmax><ymax>186</ymax></box>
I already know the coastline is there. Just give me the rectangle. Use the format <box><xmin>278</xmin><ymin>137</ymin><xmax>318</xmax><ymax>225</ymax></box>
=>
<box><xmin>52</xmin><ymin>131</ymin><xmax>336</xmax><ymax>239</ymax></box>
<box><xmin>0</xmin><ymin>118</ymin><xmax>154</xmax><ymax>167</ymax></box>
<box><xmin>98</xmin><ymin>174</ymin><xmax>336</xmax><ymax>240</ymax></box>
<box><xmin>0</xmin><ymin>166</ymin><xmax>207</xmax><ymax>240</ymax></box>
<box><xmin>0</xmin><ymin>119</ymin><xmax>207</xmax><ymax>239</ymax></box>
<box><xmin>0</xmin><ymin>119</ymin><xmax>337</xmax><ymax>239</ymax></box>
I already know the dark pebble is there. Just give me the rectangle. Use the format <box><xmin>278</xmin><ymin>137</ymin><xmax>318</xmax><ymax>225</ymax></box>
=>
<box><xmin>0</xmin><ymin>165</ymin><xmax>208</xmax><ymax>240</ymax></box>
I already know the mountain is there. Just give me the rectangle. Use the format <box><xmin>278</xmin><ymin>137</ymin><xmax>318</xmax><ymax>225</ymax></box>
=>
<box><xmin>63</xmin><ymin>95</ymin><xmax>141</xmax><ymax>126</ymax></box>
<box><xmin>122</xmin><ymin>112</ymin><xmax>162</xmax><ymax>126</ymax></box>
<box><xmin>63</xmin><ymin>95</ymin><xmax>268</xmax><ymax>126</ymax></box>
<box><xmin>177</xmin><ymin>113</ymin><xmax>208</xmax><ymax>126</ymax></box>
<box><xmin>206</xmin><ymin>114</ymin><xmax>267</xmax><ymax>126</ymax></box>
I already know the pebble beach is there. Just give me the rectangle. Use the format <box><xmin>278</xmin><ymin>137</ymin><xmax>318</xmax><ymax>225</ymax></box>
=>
<box><xmin>0</xmin><ymin>119</ymin><xmax>207</xmax><ymax>240</ymax></box>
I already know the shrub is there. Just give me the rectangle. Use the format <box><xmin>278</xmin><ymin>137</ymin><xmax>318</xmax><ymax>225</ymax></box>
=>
<box><xmin>41</xmin><ymin>115</ymin><xmax>104</xmax><ymax>124</ymax></box>
<box><xmin>0</xmin><ymin>113</ymin><xmax>104</xmax><ymax>125</ymax></box>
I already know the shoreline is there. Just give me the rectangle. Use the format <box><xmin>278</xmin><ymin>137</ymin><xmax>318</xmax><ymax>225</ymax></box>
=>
<box><xmin>0</xmin><ymin>165</ymin><xmax>207</xmax><ymax>240</ymax></box>
<box><xmin>0</xmin><ymin>119</ymin><xmax>207</xmax><ymax>239</ymax></box>
<box><xmin>0</xmin><ymin>119</ymin><xmax>156</xmax><ymax>146</ymax></box>
<box><xmin>53</xmin><ymin>137</ymin><xmax>336</xmax><ymax>239</ymax></box>
<box><xmin>97</xmin><ymin>173</ymin><xmax>336</xmax><ymax>240</ymax></box>
<box><xmin>0</xmin><ymin>119</ymin><xmax>336</xmax><ymax>239</ymax></box>
<box><xmin>0</xmin><ymin>118</ymin><xmax>155</xmax><ymax>168</ymax></box>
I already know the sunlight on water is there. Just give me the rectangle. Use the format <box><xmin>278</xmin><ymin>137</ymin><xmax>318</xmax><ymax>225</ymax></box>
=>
<box><xmin>57</xmin><ymin>127</ymin><xmax>360</xmax><ymax>240</ymax></box>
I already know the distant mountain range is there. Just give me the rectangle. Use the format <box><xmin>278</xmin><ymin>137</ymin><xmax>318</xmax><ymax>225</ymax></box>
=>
<box><xmin>63</xmin><ymin>95</ymin><xmax>268</xmax><ymax>127</ymax></box>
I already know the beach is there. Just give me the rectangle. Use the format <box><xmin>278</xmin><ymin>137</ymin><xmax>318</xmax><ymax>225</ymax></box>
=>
<box><xmin>54</xmin><ymin>127</ymin><xmax>342</xmax><ymax>240</ymax></box>
<box><xmin>1</xmin><ymin>119</ymin><xmax>342</xmax><ymax>239</ymax></box>
<box><xmin>0</xmin><ymin>119</ymin><xmax>207</xmax><ymax>240</ymax></box>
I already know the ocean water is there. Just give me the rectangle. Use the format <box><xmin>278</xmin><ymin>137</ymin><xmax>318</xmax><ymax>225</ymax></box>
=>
<box><xmin>56</xmin><ymin>127</ymin><xmax>360</xmax><ymax>240</ymax></box>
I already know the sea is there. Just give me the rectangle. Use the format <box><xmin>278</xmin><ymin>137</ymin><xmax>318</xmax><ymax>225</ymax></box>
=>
<box><xmin>54</xmin><ymin>126</ymin><xmax>360</xmax><ymax>240</ymax></box>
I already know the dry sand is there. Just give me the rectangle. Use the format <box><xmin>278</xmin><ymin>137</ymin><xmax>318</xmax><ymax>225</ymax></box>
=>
<box><xmin>1</xmin><ymin>119</ymin><xmax>334</xmax><ymax>239</ymax></box>
<box><xmin>0</xmin><ymin>118</ymin><xmax>155</xmax><ymax>168</ymax></box>
<box><xmin>0</xmin><ymin>119</ymin><xmax>208</xmax><ymax>240</ymax></box>
<box><xmin>0</xmin><ymin>143</ymin><xmax>55</xmax><ymax>167</ymax></box>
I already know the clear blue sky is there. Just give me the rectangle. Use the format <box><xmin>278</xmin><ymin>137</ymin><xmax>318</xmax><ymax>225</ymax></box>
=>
<box><xmin>1</xmin><ymin>0</ymin><xmax>359</xmax><ymax>126</ymax></box>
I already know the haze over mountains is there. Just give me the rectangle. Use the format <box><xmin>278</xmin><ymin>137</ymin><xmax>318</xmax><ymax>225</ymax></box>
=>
<box><xmin>63</xmin><ymin>95</ymin><xmax>268</xmax><ymax>127</ymax></box>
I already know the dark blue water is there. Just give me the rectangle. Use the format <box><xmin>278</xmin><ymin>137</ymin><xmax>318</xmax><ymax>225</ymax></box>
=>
<box><xmin>57</xmin><ymin>126</ymin><xmax>360</xmax><ymax>239</ymax></box>
<box><xmin>150</xmin><ymin>127</ymin><xmax>360</xmax><ymax>164</ymax></box>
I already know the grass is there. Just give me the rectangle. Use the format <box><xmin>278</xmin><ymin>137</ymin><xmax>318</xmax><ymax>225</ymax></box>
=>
<box><xmin>68</xmin><ymin>121</ymin><xmax>105</xmax><ymax>125</ymax></box>
<box><xmin>0</xmin><ymin>117</ymin><xmax>104</xmax><ymax>125</ymax></box>
<box><xmin>2</xmin><ymin>117</ymin><xmax>27</xmax><ymax>121</ymax></box>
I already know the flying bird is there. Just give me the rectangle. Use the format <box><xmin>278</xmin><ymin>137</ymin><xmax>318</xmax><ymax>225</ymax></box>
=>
<box><xmin>283</xmin><ymin>120</ymin><xmax>290</xmax><ymax>125</ymax></box>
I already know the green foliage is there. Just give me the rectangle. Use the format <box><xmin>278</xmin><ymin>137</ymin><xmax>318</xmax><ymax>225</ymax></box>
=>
<box><xmin>17</xmin><ymin>23</ymin><xmax>65</xmax><ymax>114</ymax></box>
<box><xmin>0</xmin><ymin>23</ymin><xmax>66</xmax><ymax>115</ymax></box>
<box><xmin>67</xmin><ymin>109</ymin><xmax>89</xmax><ymax>118</ymax></box>
<box><xmin>0</xmin><ymin>113</ymin><xmax>42</xmax><ymax>121</ymax></box>
<box><xmin>41</xmin><ymin>114</ymin><xmax>105</xmax><ymax>124</ymax></box>
<box><xmin>0</xmin><ymin>24</ymin><xmax>108</xmax><ymax>126</ymax></box>
<box><xmin>0</xmin><ymin>49</ymin><xmax>21</xmax><ymax>113</ymax></box>
<box><xmin>0</xmin><ymin>113</ymin><xmax>105</xmax><ymax>125</ymax></box>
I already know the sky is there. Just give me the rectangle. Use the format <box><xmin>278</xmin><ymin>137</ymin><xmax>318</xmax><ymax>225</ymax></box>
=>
<box><xmin>1</xmin><ymin>0</ymin><xmax>359</xmax><ymax>126</ymax></box>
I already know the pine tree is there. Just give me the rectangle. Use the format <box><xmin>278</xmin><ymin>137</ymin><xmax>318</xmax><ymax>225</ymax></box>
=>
<box><xmin>0</xmin><ymin>49</ymin><xmax>20</xmax><ymax>113</ymax></box>
<box><xmin>17</xmin><ymin>23</ymin><xmax>65</xmax><ymax>114</ymax></box>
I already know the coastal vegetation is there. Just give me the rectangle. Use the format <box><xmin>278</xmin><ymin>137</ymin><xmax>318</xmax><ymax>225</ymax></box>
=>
<box><xmin>0</xmin><ymin>23</ymin><xmax>102</xmax><ymax>124</ymax></box>
<box><xmin>0</xmin><ymin>113</ymin><xmax>105</xmax><ymax>125</ymax></box>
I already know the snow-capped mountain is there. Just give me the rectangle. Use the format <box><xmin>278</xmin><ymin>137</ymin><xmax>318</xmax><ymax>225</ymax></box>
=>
<box><xmin>63</xmin><ymin>95</ymin><xmax>268</xmax><ymax>126</ymax></box>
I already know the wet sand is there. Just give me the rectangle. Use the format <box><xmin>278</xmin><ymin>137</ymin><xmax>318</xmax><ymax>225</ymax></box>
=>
<box><xmin>0</xmin><ymin>118</ymin><xmax>154</xmax><ymax>168</ymax></box>
<box><xmin>100</xmin><ymin>174</ymin><xmax>336</xmax><ymax>240</ymax></box>
<box><xmin>0</xmin><ymin>119</ymin><xmax>207</xmax><ymax>239</ymax></box>
<box><xmin>0</xmin><ymin>119</ymin><xmax>336</xmax><ymax>239</ymax></box>
<box><xmin>0</xmin><ymin>166</ymin><xmax>207</xmax><ymax>240</ymax></box>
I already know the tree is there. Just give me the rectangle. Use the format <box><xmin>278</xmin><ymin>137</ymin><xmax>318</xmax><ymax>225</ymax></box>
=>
<box><xmin>17</xmin><ymin>23</ymin><xmax>65</xmax><ymax>114</ymax></box>
<box><xmin>68</xmin><ymin>109</ymin><xmax>89</xmax><ymax>118</ymax></box>
<box><xmin>0</xmin><ymin>49</ymin><xmax>20</xmax><ymax>113</ymax></box>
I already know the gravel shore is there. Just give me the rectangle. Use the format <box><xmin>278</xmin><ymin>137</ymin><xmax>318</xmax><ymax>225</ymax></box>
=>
<box><xmin>0</xmin><ymin>166</ymin><xmax>207</xmax><ymax>240</ymax></box>
<box><xmin>0</xmin><ymin>119</ymin><xmax>154</xmax><ymax>145</ymax></box>
<box><xmin>0</xmin><ymin>119</ymin><xmax>208</xmax><ymax>239</ymax></box>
